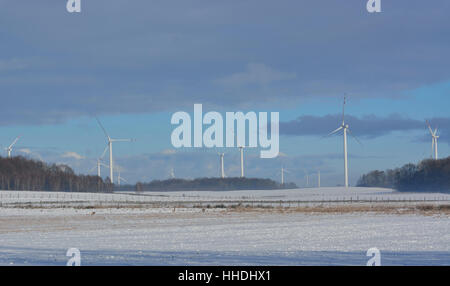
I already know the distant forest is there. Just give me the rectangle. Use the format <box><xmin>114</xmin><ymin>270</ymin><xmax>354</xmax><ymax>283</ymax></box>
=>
<box><xmin>123</xmin><ymin>178</ymin><xmax>297</xmax><ymax>192</ymax></box>
<box><xmin>0</xmin><ymin>156</ymin><xmax>113</xmax><ymax>192</ymax></box>
<box><xmin>357</xmin><ymin>157</ymin><xmax>450</xmax><ymax>193</ymax></box>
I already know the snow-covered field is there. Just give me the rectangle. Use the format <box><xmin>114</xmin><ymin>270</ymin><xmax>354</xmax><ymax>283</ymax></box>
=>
<box><xmin>1</xmin><ymin>187</ymin><xmax>449</xmax><ymax>208</ymax></box>
<box><xmin>1</xmin><ymin>188</ymin><xmax>449</xmax><ymax>266</ymax></box>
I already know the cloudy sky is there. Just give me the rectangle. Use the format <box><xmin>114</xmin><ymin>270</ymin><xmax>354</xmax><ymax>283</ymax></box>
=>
<box><xmin>1</xmin><ymin>0</ymin><xmax>449</xmax><ymax>186</ymax></box>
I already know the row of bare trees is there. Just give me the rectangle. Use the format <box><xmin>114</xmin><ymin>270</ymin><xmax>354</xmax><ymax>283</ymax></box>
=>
<box><xmin>0</xmin><ymin>156</ymin><xmax>113</xmax><ymax>192</ymax></box>
<box><xmin>357</xmin><ymin>157</ymin><xmax>450</xmax><ymax>192</ymax></box>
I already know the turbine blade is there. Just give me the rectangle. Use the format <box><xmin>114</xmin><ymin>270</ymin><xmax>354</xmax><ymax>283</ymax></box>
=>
<box><xmin>342</xmin><ymin>96</ymin><xmax>346</xmax><ymax>124</ymax></box>
<box><xmin>327</xmin><ymin>126</ymin><xmax>343</xmax><ymax>137</ymax></box>
<box><xmin>96</xmin><ymin>117</ymin><xmax>110</xmax><ymax>140</ymax></box>
<box><xmin>431</xmin><ymin>138</ymin><xmax>434</xmax><ymax>157</ymax></box>
<box><xmin>8</xmin><ymin>136</ymin><xmax>20</xmax><ymax>149</ymax></box>
<box><xmin>426</xmin><ymin>121</ymin><xmax>434</xmax><ymax>136</ymax></box>
<box><xmin>347</xmin><ymin>128</ymin><xmax>363</xmax><ymax>146</ymax></box>
<box><xmin>111</xmin><ymin>138</ymin><xmax>133</xmax><ymax>142</ymax></box>
<box><xmin>100</xmin><ymin>144</ymin><xmax>109</xmax><ymax>159</ymax></box>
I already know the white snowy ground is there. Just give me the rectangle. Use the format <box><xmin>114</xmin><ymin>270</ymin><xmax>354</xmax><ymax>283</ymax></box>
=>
<box><xmin>1</xmin><ymin>187</ymin><xmax>449</xmax><ymax>206</ymax></box>
<box><xmin>0</xmin><ymin>188</ymin><xmax>449</xmax><ymax>266</ymax></box>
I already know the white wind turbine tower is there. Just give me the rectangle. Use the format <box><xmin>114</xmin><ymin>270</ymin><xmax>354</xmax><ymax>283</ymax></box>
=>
<box><xmin>280</xmin><ymin>167</ymin><xmax>291</xmax><ymax>185</ymax></box>
<box><xmin>303</xmin><ymin>169</ymin><xmax>309</xmax><ymax>187</ymax></box>
<box><xmin>219</xmin><ymin>153</ymin><xmax>225</xmax><ymax>179</ymax></box>
<box><xmin>6</xmin><ymin>136</ymin><xmax>20</xmax><ymax>158</ymax></box>
<box><xmin>328</xmin><ymin>97</ymin><xmax>361</xmax><ymax>188</ymax></box>
<box><xmin>96</xmin><ymin>117</ymin><xmax>133</xmax><ymax>184</ymax></box>
<box><xmin>317</xmin><ymin>169</ymin><xmax>321</xmax><ymax>188</ymax></box>
<box><xmin>96</xmin><ymin>144</ymin><xmax>109</xmax><ymax>177</ymax></box>
<box><xmin>169</xmin><ymin>168</ymin><xmax>175</xmax><ymax>179</ymax></box>
<box><xmin>239</xmin><ymin>146</ymin><xmax>245</xmax><ymax>178</ymax></box>
<box><xmin>89</xmin><ymin>145</ymin><xmax>110</xmax><ymax>177</ymax></box>
<box><xmin>426</xmin><ymin>121</ymin><xmax>439</xmax><ymax>160</ymax></box>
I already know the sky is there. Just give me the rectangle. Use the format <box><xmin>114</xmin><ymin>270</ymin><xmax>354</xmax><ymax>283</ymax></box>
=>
<box><xmin>0</xmin><ymin>0</ymin><xmax>449</xmax><ymax>187</ymax></box>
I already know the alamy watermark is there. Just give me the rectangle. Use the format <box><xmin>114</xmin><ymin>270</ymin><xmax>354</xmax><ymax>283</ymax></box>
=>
<box><xmin>171</xmin><ymin>104</ymin><xmax>279</xmax><ymax>159</ymax></box>
<box><xmin>367</xmin><ymin>0</ymin><xmax>382</xmax><ymax>13</ymax></box>
<box><xmin>66</xmin><ymin>248</ymin><xmax>81</xmax><ymax>266</ymax></box>
<box><xmin>66</xmin><ymin>0</ymin><xmax>81</xmax><ymax>13</ymax></box>
<box><xmin>366</xmin><ymin>248</ymin><xmax>381</xmax><ymax>266</ymax></box>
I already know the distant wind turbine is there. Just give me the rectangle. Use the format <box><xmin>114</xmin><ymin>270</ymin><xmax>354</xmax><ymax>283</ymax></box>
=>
<box><xmin>239</xmin><ymin>146</ymin><xmax>245</xmax><ymax>178</ymax></box>
<box><xmin>96</xmin><ymin>117</ymin><xmax>133</xmax><ymax>184</ymax></box>
<box><xmin>117</xmin><ymin>170</ymin><xmax>128</xmax><ymax>186</ymax></box>
<box><xmin>93</xmin><ymin>144</ymin><xmax>109</xmax><ymax>177</ymax></box>
<box><xmin>327</xmin><ymin>96</ymin><xmax>361</xmax><ymax>188</ymax></box>
<box><xmin>5</xmin><ymin>136</ymin><xmax>20</xmax><ymax>158</ymax></box>
<box><xmin>219</xmin><ymin>153</ymin><xmax>225</xmax><ymax>179</ymax></box>
<box><xmin>426</xmin><ymin>121</ymin><xmax>439</xmax><ymax>160</ymax></box>
<box><xmin>303</xmin><ymin>169</ymin><xmax>309</xmax><ymax>187</ymax></box>
<box><xmin>280</xmin><ymin>167</ymin><xmax>291</xmax><ymax>185</ymax></box>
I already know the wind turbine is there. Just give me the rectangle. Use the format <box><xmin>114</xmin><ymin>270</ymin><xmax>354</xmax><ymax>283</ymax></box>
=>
<box><xmin>90</xmin><ymin>159</ymin><xmax>110</xmax><ymax>177</ymax></box>
<box><xmin>426</xmin><ymin>121</ymin><xmax>439</xmax><ymax>160</ymax></box>
<box><xmin>219</xmin><ymin>153</ymin><xmax>225</xmax><ymax>178</ymax></box>
<box><xmin>280</xmin><ymin>167</ymin><xmax>291</xmax><ymax>185</ymax></box>
<box><xmin>317</xmin><ymin>169</ymin><xmax>321</xmax><ymax>188</ymax></box>
<box><xmin>328</xmin><ymin>96</ymin><xmax>361</xmax><ymax>188</ymax></box>
<box><xmin>117</xmin><ymin>171</ymin><xmax>128</xmax><ymax>186</ymax></box>
<box><xmin>239</xmin><ymin>146</ymin><xmax>245</xmax><ymax>178</ymax></box>
<box><xmin>5</xmin><ymin>136</ymin><xmax>20</xmax><ymax>158</ymax></box>
<box><xmin>93</xmin><ymin>144</ymin><xmax>109</xmax><ymax>177</ymax></box>
<box><xmin>169</xmin><ymin>168</ymin><xmax>175</xmax><ymax>179</ymax></box>
<box><xmin>303</xmin><ymin>169</ymin><xmax>309</xmax><ymax>187</ymax></box>
<box><xmin>96</xmin><ymin>117</ymin><xmax>133</xmax><ymax>184</ymax></box>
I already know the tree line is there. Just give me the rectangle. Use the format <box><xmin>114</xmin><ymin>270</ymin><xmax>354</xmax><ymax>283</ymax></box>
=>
<box><xmin>129</xmin><ymin>177</ymin><xmax>297</xmax><ymax>192</ymax></box>
<box><xmin>357</xmin><ymin>156</ymin><xmax>450</xmax><ymax>193</ymax></box>
<box><xmin>0</xmin><ymin>156</ymin><xmax>113</xmax><ymax>192</ymax></box>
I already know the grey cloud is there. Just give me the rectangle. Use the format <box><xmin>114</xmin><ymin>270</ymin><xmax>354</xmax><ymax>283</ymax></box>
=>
<box><xmin>1</xmin><ymin>0</ymin><xmax>450</xmax><ymax>125</ymax></box>
<box><xmin>214</xmin><ymin>63</ymin><xmax>296</xmax><ymax>87</ymax></box>
<box><xmin>280</xmin><ymin>114</ymin><xmax>450</xmax><ymax>143</ymax></box>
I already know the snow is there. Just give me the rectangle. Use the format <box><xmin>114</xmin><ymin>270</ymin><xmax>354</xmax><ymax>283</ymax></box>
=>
<box><xmin>1</xmin><ymin>188</ymin><xmax>449</xmax><ymax>265</ymax></box>
<box><xmin>1</xmin><ymin>187</ymin><xmax>449</xmax><ymax>207</ymax></box>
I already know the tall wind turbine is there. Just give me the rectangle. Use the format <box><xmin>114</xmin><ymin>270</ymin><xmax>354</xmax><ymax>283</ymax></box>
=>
<box><xmin>426</xmin><ymin>121</ymin><xmax>439</xmax><ymax>160</ymax></box>
<box><xmin>6</xmin><ymin>136</ymin><xmax>20</xmax><ymax>158</ymax></box>
<box><xmin>96</xmin><ymin>118</ymin><xmax>133</xmax><ymax>184</ymax></box>
<box><xmin>96</xmin><ymin>144</ymin><xmax>109</xmax><ymax>177</ymax></box>
<box><xmin>280</xmin><ymin>167</ymin><xmax>291</xmax><ymax>185</ymax></box>
<box><xmin>303</xmin><ymin>170</ymin><xmax>309</xmax><ymax>187</ymax></box>
<box><xmin>239</xmin><ymin>146</ymin><xmax>245</xmax><ymax>178</ymax></box>
<box><xmin>117</xmin><ymin>171</ymin><xmax>128</xmax><ymax>186</ymax></box>
<box><xmin>328</xmin><ymin>97</ymin><xmax>361</xmax><ymax>188</ymax></box>
<box><xmin>219</xmin><ymin>153</ymin><xmax>225</xmax><ymax>178</ymax></box>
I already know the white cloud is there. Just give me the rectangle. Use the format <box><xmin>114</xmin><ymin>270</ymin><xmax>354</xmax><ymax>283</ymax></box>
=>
<box><xmin>61</xmin><ymin>151</ymin><xmax>85</xmax><ymax>160</ymax></box>
<box><xmin>160</xmin><ymin>149</ymin><xmax>177</xmax><ymax>155</ymax></box>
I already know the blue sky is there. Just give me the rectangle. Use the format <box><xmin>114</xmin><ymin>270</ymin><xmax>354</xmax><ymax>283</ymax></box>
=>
<box><xmin>0</xmin><ymin>0</ymin><xmax>449</xmax><ymax>186</ymax></box>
